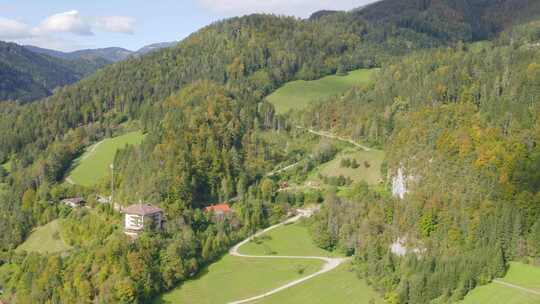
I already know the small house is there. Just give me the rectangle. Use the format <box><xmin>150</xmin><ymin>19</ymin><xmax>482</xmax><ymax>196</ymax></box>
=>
<box><xmin>62</xmin><ymin>197</ymin><xmax>86</xmax><ymax>208</ymax></box>
<box><xmin>204</xmin><ymin>203</ymin><xmax>232</xmax><ymax>220</ymax></box>
<box><xmin>123</xmin><ymin>203</ymin><xmax>164</xmax><ymax>237</ymax></box>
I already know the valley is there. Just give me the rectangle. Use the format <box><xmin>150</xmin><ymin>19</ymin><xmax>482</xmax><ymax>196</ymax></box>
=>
<box><xmin>2</xmin><ymin>1</ymin><xmax>540</xmax><ymax>303</ymax></box>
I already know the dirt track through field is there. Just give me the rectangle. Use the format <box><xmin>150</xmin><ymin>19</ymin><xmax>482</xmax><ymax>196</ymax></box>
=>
<box><xmin>228</xmin><ymin>211</ymin><xmax>349</xmax><ymax>304</ymax></box>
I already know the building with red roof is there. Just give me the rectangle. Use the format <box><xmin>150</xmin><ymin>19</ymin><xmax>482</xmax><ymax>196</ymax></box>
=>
<box><xmin>204</xmin><ymin>203</ymin><xmax>232</xmax><ymax>219</ymax></box>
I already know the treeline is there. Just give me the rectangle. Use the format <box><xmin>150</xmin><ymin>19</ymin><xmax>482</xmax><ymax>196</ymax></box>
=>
<box><xmin>307</xmin><ymin>24</ymin><xmax>540</xmax><ymax>303</ymax></box>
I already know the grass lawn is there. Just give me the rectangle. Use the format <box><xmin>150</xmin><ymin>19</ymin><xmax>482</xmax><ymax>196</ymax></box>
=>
<box><xmin>308</xmin><ymin>149</ymin><xmax>385</xmax><ymax>186</ymax></box>
<box><xmin>240</xmin><ymin>222</ymin><xmax>341</xmax><ymax>258</ymax></box>
<box><xmin>267</xmin><ymin>69</ymin><xmax>377</xmax><ymax>114</ymax></box>
<box><xmin>16</xmin><ymin>220</ymin><xmax>71</xmax><ymax>254</ymax></box>
<box><xmin>460</xmin><ymin>262</ymin><xmax>540</xmax><ymax>304</ymax></box>
<box><xmin>255</xmin><ymin>262</ymin><xmax>382</xmax><ymax>304</ymax></box>
<box><xmin>154</xmin><ymin>255</ymin><xmax>324</xmax><ymax>304</ymax></box>
<box><xmin>67</xmin><ymin>131</ymin><xmax>144</xmax><ymax>187</ymax></box>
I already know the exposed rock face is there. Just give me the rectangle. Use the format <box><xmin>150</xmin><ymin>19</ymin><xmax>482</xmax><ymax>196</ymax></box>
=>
<box><xmin>390</xmin><ymin>237</ymin><xmax>408</xmax><ymax>256</ymax></box>
<box><xmin>392</xmin><ymin>167</ymin><xmax>408</xmax><ymax>199</ymax></box>
<box><xmin>390</xmin><ymin>237</ymin><xmax>425</xmax><ymax>257</ymax></box>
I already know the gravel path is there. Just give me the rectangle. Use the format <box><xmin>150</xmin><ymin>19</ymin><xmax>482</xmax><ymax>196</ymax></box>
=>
<box><xmin>228</xmin><ymin>211</ymin><xmax>349</xmax><ymax>304</ymax></box>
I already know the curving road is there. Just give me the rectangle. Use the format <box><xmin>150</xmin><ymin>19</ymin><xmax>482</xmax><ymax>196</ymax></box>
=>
<box><xmin>228</xmin><ymin>211</ymin><xmax>349</xmax><ymax>304</ymax></box>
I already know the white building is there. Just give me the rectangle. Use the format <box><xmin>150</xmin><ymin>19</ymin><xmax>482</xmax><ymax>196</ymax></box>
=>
<box><xmin>122</xmin><ymin>203</ymin><xmax>164</xmax><ymax>237</ymax></box>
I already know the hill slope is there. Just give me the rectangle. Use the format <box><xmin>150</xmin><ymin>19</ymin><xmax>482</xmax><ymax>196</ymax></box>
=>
<box><xmin>0</xmin><ymin>41</ymin><xmax>109</xmax><ymax>102</ymax></box>
<box><xmin>357</xmin><ymin>0</ymin><xmax>540</xmax><ymax>40</ymax></box>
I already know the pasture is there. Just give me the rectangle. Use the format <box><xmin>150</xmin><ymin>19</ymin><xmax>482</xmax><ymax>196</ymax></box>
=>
<box><xmin>255</xmin><ymin>262</ymin><xmax>382</xmax><ymax>304</ymax></box>
<box><xmin>16</xmin><ymin>220</ymin><xmax>71</xmax><ymax>254</ymax></box>
<box><xmin>267</xmin><ymin>69</ymin><xmax>377</xmax><ymax>114</ymax></box>
<box><xmin>67</xmin><ymin>131</ymin><xmax>144</xmax><ymax>187</ymax></box>
<box><xmin>240</xmin><ymin>222</ymin><xmax>340</xmax><ymax>257</ymax></box>
<box><xmin>308</xmin><ymin>148</ymin><xmax>385</xmax><ymax>186</ymax></box>
<box><xmin>460</xmin><ymin>262</ymin><xmax>540</xmax><ymax>304</ymax></box>
<box><xmin>154</xmin><ymin>255</ymin><xmax>324</xmax><ymax>304</ymax></box>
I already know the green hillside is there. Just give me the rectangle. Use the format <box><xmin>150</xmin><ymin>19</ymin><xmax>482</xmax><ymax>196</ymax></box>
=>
<box><xmin>67</xmin><ymin>131</ymin><xmax>144</xmax><ymax>187</ymax></box>
<box><xmin>255</xmin><ymin>262</ymin><xmax>382</xmax><ymax>304</ymax></box>
<box><xmin>240</xmin><ymin>222</ymin><xmax>340</xmax><ymax>257</ymax></box>
<box><xmin>308</xmin><ymin>149</ymin><xmax>385</xmax><ymax>186</ymax></box>
<box><xmin>0</xmin><ymin>41</ymin><xmax>109</xmax><ymax>103</ymax></box>
<box><xmin>460</xmin><ymin>262</ymin><xmax>540</xmax><ymax>304</ymax></box>
<box><xmin>155</xmin><ymin>255</ymin><xmax>324</xmax><ymax>304</ymax></box>
<box><xmin>267</xmin><ymin>69</ymin><xmax>377</xmax><ymax>114</ymax></box>
<box><xmin>16</xmin><ymin>220</ymin><xmax>71</xmax><ymax>254</ymax></box>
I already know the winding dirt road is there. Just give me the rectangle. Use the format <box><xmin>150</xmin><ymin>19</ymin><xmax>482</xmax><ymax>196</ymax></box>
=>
<box><xmin>228</xmin><ymin>211</ymin><xmax>349</xmax><ymax>304</ymax></box>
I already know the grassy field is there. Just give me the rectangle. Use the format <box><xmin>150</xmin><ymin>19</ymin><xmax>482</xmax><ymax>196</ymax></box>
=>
<box><xmin>154</xmin><ymin>255</ymin><xmax>324</xmax><ymax>304</ymax></box>
<box><xmin>460</xmin><ymin>262</ymin><xmax>540</xmax><ymax>304</ymax></box>
<box><xmin>255</xmin><ymin>262</ymin><xmax>382</xmax><ymax>304</ymax></box>
<box><xmin>267</xmin><ymin>69</ymin><xmax>377</xmax><ymax>114</ymax></box>
<box><xmin>67</xmin><ymin>131</ymin><xmax>144</xmax><ymax>187</ymax></box>
<box><xmin>16</xmin><ymin>220</ymin><xmax>71</xmax><ymax>254</ymax></box>
<box><xmin>240</xmin><ymin>222</ymin><xmax>340</xmax><ymax>258</ymax></box>
<box><xmin>308</xmin><ymin>149</ymin><xmax>385</xmax><ymax>185</ymax></box>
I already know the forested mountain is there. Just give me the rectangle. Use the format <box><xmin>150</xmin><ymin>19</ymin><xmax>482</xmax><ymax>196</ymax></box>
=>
<box><xmin>300</xmin><ymin>20</ymin><xmax>540</xmax><ymax>303</ymax></box>
<box><xmin>357</xmin><ymin>0</ymin><xmax>540</xmax><ymax>40</ymax></box>
<box><xmin>1</xmin><ymin>0</ymin><xmax>540</xmax><ymax>303</ymax></box>
<box><xmin>24</xmin><ymin>45</ymin><xmax>132</xmax><ymax>62</ymax></box>
<box><xmin>25</xmin><ymin>42</ymin><xmax>178</xmax><ymax>62</ymax></box>
<box><xmin>133</xmin><ymin>41</ymin><xmax>177</xmax><ymax>56</ymax></box>
<box><xmin>0</xmin><ymin>41</ymin><xmax>110</xmax><ymax>103</ymax></box>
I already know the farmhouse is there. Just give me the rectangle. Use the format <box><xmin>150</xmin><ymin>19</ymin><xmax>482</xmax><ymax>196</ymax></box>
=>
<box><xmin>61</xmin><ymin>197</ymin><xmax>86</xmax><ymax>208</ymax></box>
<box><xmin>123</xmin><ymin>203</ymin><xmax>164</xmax><ymax>237</ymax></box>
<box><xmin>204</xmin><ymin>203</ymin><xmax>232</xmax><ymax>220</ymax></box>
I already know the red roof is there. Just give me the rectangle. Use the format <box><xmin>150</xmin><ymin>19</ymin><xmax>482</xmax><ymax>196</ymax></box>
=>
<box><xmin>123</xmin><ymin>203</ymin><xmax>163</xmax><ymax>216</ymax></box>
<box><xmin>204</xmin><ymin>203</ymin><xmax>232</xmax><ymax>213</ymax></box>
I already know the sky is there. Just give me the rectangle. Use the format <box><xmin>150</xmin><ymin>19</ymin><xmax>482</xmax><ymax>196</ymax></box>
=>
<box><xmin>0</xmin><ymin>0</ymin><xmax>377</xmax><ymax>52</ymax></box>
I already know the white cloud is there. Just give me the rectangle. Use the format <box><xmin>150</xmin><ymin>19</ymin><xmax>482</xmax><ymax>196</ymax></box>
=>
<box><xmin>0</xmin><ymin>17</ymin><xmax>32</xmax><ymax>39</ymax></box>
<box><xmin>198</xmin><ymin>0</ymin><xmax>376</xmax><ymax>18</ymax></box>
<box><xmin>34</xmin><ymin>10</ymin><xmax>93</xmax><ymax>36</ymax></box>
<box><xmin>95</xmin><ymin>16</ymin><xmax>135</xmax><ymax>34</ymax></box>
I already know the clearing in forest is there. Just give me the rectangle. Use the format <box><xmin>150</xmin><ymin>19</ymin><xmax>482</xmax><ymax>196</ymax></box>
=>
<box><xmin>156</xmin><ymin>221</ymin><xmax>381</xmax><ymax>304</ymax></box>
<box><xmin>16</xmin><ymin>220</ymin><xmax>71</xmax><ymax>254</ymax></box>
<box><xmin>67</xmin><ymin>131</ymin><xmax>144</xmax><ymax>187</ymax></box>
<box><xmin>239</xmin><ymin>222</ymin><xmax>340</xmax><ymax>258</ymax></box>
<box><xmin>308</xmin><ymin>149</ymin><xmax>385</xmax><ymax>186</ymax></box>
<box><xmin>460</xmin><ymin>262</ymin><xmax>540</xmax><ymax>304</ymax></box>
<box><xmin>267</xmin><ymin>68</ymin><xmax>377</xmax><ymax>114</ymax></box>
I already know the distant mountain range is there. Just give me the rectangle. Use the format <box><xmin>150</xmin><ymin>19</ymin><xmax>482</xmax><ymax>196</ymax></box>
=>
<box><xmin>0</xmin><ymin>41</ymin><xmax>177</xmax><ymax>103</ymax></box>
<box><xmin>24</xmin><ymin>41</ymin><xmax>178</xmax><ymax>63</ymax></box>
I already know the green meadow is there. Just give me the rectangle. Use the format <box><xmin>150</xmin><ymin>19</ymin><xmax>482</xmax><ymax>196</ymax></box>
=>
<box><xmin>239</xmin><ymin>222</ymin><xmax>340</xmax><ymax>257</ymax></box>
<box><xmin>460</xmin><ymin>262</ymin><xmax>540</xmax><ymax>304</ymax></box>
<box><xmin>16</xmin><ymin>220</ymin><xmax>71</xmax><ymax>254</ymax></box>
<box><xmin>156</xmin><ymin>222</ymin><xmax>382</xmax><ymax>304</ymax></box>
<box><xmin>308</xmin><ymin>149</ymin><xmax>385</xmax><ymax>186</ymax></box>
<box><xmin>154</xmin><ymin>255</ymin><xmax>324</xmax><ymax>304</ymax></box>
<box><xmin>67</xmin><ymin>131</ymin><xmax>144</xmax><ymax>187</ymax></box>
<box><xmin>267</xmin><ymin>68</ymin><xmax>377</xmax><ymax>114</ymax></box>
<box><xmin>255</xmin><ymin>262</ymin><xmax>382</xmax><ymax>304</ymax></box>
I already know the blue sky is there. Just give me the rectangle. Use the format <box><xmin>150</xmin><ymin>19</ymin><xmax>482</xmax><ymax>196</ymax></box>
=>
<box><xmin>0</xmin><ymin>0</ymin><xmax>376</xmax><ymax>51</ymax></box>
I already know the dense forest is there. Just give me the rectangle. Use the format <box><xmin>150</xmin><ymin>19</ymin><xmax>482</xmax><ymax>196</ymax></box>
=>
<box><xmin>1</xmin><ymin>0</ymin><xmax>540</xmax><ymax>303</ymax></box>
<box><xmin>306</xmin><ymin>21</ymin><xmax>540</xmax><ymax>303</ymax></box>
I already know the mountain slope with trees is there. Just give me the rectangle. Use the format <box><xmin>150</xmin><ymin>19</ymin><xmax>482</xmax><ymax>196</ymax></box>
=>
<box><xmin>1</xmin><ymin>1</ymin><xmax>540</xmax><ymax>303</ymax></box>
<box><xmin>0</xmin><ymin>41</ymin><xmax>110</xmax><ymax>103</ymax></box>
